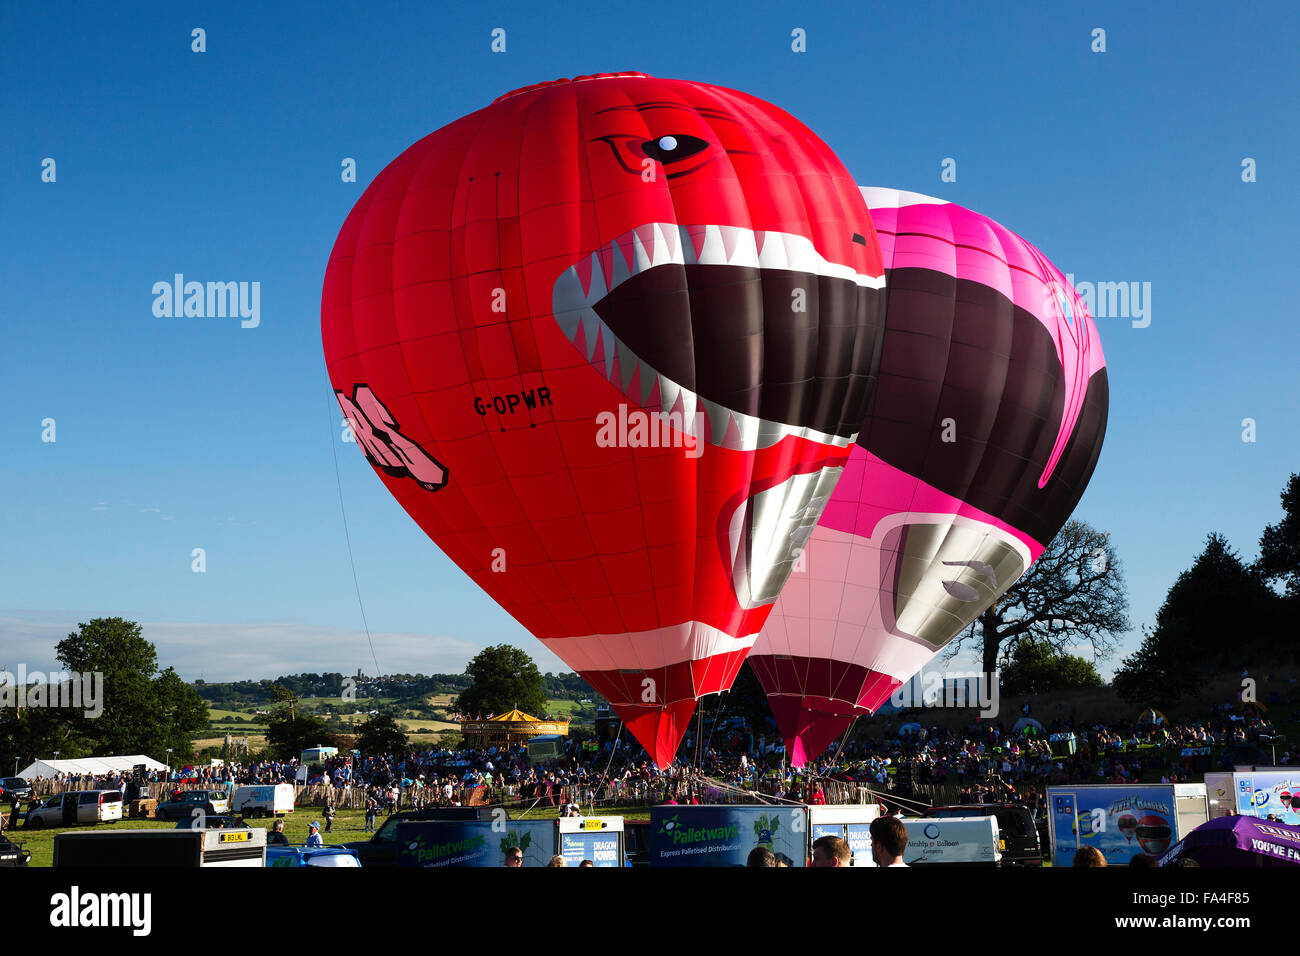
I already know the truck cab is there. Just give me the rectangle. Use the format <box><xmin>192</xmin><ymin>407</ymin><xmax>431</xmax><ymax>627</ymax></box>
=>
<box><xmin>339</xmin><ymin>807</ymin><xmax>486</xmax><ymax>867</ymax></box>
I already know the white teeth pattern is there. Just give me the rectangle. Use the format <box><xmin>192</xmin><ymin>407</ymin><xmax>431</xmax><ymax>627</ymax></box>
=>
<box><xmin>551</xmin><ymin>222</ymin><xmax>883</xmax><ymax>451</ymax></box>
<box><xmin>614</xmin><ymin>339</ymin><xmax>638</xmax><ymax>393</ymax></box>
<box><xmin>656</xmin><ymin>377</ymin><xmax>680</xmax><ymax>415</ymax></box>
<box><xmin>584</xmin><ymin>253</ymin><xmax>607</xmax><ymax>302</ymax></box>
<box><xmin>608</xmin><ymin>237</ymin><xmax>632</xmax><ymax>290</ymax></box>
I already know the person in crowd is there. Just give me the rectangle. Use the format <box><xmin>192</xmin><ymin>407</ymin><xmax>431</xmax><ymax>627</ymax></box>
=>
<box><xmin>811</xmin><ymin>835</ymin><xmax>852</xmax><ymax>867</ymax></box>
<box><xmin>268</xmin><ymin>819</ymin><xmax>289</xmax><ymax>845</ymax></box>
<box><xmin>1072</xmin><ymin>846</ymin><xmax>1106</xmax><ymax>866</ymax></box>
<box><xmin>504</xmin><ymin>846</ymin><xmax>524</xmax><ymax>867</ymax></box>
<box><xmin>547</xmin><ymin>854</ymin><xmax>566</xmax><ymax>867</ymax></box>
<box><xmin>869</xmin><ymin>817</ymin><xmax>909</xmax><ymax>867</ymax></box>
<box><xmin>747</xmin><ymin>846</ymin><xmax>777</xmax><ymax>867</ymax></box>
<box><xmin>305</xmin><ymin>821</ymin><xmax>324</xmax><ymax>848</ymax></box>
<box><xmin>365</xmin><ymin>791</ymin><xmax>379</xmax><ymax>832</ymax></box>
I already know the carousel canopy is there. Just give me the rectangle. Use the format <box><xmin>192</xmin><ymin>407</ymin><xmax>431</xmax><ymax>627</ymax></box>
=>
<box><xmin>460</xmin><ymin>708</ymin><xmax>569</xmax><ymax>743</ymax></box>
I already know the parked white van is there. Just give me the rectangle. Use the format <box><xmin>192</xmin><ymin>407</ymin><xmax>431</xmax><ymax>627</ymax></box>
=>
<box><xmin>232</xmin><ymin>784</ymin><xmax>295</xmax><ymax>818</ymax></box>
<box><xmin>24</xmin><ymin>790</ymin><xmax>124</xmax><ymax>829</ymax></box>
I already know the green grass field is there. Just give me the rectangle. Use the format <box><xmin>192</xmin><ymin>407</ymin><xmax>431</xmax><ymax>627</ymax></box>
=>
<box><xmin>10</xmin><ymin>809</ymin><xmax>372</xmax><ymax>867</ymax></box>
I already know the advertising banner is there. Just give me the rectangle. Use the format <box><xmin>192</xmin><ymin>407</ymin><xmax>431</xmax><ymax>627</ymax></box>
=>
<box><xmin>558</xmin><ymin>817</ymin><xmax>623</xmax><ymax>867</ymax></box>
<box><xmin>650</xmin><ymin>806</ymin><xmax>807</xmax><ymax>867</ymax></box>
<box><xmin>808</xmin><ymin>805</ymin><xmax>879</xmax><ymax>866</ymax></box>
<box><xmin>394</xmin><ymin>820</ymin><xmax>555</xmax><ymax>867</ymax></box>
<box><xmin>1049</xmin><ymin>786</ymin><xmax>1178</xmax><ymax>866</ymax></box>
<box><xmin>902</xmin><ymin>817</ymin><xmax>999</xmax><ymax>865</ymax></box>
<box><xmin>1232</xmin><ymin>770</ymin><xmax>1300</xmax><ymax>824</ymax></box>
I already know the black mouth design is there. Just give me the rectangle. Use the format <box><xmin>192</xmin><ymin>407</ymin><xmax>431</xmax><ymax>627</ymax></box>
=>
<box><xmin>550</xmin><ymin>223</ymin><xmax>885</xmax><ymax>450</ymax></box>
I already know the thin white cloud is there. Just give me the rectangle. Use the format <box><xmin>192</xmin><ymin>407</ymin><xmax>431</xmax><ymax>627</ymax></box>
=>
<box><xmin>0</xmin><ymin>610</ymin><xmax>571</xmax><ymax>682</ymax></box>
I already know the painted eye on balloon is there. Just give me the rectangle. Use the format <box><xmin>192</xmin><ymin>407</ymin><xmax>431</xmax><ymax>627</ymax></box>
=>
<box><xmin>640</xmin><ymin>134</ymin><xmax>709</xmax><ymax>164</ymax></box>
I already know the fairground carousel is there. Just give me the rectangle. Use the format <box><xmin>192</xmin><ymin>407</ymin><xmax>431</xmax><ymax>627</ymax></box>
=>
<box><xmin>459</xmin><ymin>708</ymin><xmax>570</xmax><ymax>748</ymax></box>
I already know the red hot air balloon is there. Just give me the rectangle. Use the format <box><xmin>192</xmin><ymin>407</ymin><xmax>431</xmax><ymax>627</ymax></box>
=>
<box><xmin>749</xmin><ymin>187</ymin><xmax>1109</xmax><ymax>765</ymax></box>
<box><xmin>321</xmin><ymin>74</ymin><xmax>886</xmax><ymax>766</ymax></box>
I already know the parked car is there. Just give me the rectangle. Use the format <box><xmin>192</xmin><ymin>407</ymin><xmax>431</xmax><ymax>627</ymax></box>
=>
<box><xmin>0</xmin><ymin>777</ymin><xmax>34</xmax><ymax>802</ymax></box>
<box><xmin>23</xmin><ymin>790</ymin><xmax>124</xmax><ymax>829</ymax></box>
<box><xmin>266</xmin><ymin>845</ymin><xmax>361</xmax><ymax>867</ymax></box>
<box><xmin>922</xmin><ymin>803</ymin><xmax>1043</xmax><ymax>866</ymax></box>
<box><xmin>155</xmin><ymin>790</ymin><xmax>231</xmax><ymax>821</ymax></box>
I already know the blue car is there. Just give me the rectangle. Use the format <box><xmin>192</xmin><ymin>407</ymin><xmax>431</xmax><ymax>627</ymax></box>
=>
<box><xmin>266</xmin><ymin>845</ymin><xmax>361</xmax><ymax>867</ymax></box>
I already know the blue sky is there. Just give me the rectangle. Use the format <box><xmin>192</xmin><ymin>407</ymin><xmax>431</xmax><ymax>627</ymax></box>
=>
<box><xmin>2</xmin><ymin>1</ymin><xmax>1296</xmax><ymax>682</ymax></box>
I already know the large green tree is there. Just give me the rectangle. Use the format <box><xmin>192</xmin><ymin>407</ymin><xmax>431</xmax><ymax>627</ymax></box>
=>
<box><xmin>57</xmin><ymin>618</ymin><xmax>208</xmax><ymax>762</ymax></box>
<box><xmin>264</xmin><ymin>684</ymin><xmax>328</xmax><ymax>760</ymax></box>
<box><xmin>265</xmin><ymin>712</ymin><xmax>329</xmax><ymax>761</ymax></box>
<box><xmin>154</xmin><ymin>667</ymin><xmax>211</xmax><ymax>762</ymax></box>
<box><xmin>356</xmin><ymin>714</ymin><xmax>408</xmax><ymax>756</ymax></box>
<box><xmin>1114</xmin><ymin>533</ymin><xmax>1284</xmax><ymax>704</ymax></box>
<box><xmin>997</xmin><ymin>638</ymin><xmax>1104</xmax><ymax>696</ymax></box>
<box><xmin>56</xmin><ymin>618</ymin><xmax>160</xmax><ymax>754</ymax></box>
<box><xmin>1257</xmin><ymin>473</ymin><xmax>1300</xmax><ymax>599</ymax></box>
<box><xmin>0</xmin><ymin>618</ymin><xmax>209</xmax><ymax>769</ymax></box>
<box><xmin>947</xmin><ymin>520</ymin><xmax>1131</xmax><ymax>677</ymax></box>
<box><xmin>455</xmin><ymin>645</ymin><xmax>546</xmax><ymax>717</ymax></box>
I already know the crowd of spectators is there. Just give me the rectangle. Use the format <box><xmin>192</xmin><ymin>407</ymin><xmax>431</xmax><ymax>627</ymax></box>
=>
<box><xmin>14</xmin><ymin>688</ymin><xmax>1298</xmax><ymax>819</ymax></box>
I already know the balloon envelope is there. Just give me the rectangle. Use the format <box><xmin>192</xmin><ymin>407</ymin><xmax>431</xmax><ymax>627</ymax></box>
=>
<box><xmin>749</xmin><ymin>187</ymin><xmax>1109</xmax><ymax>765</ymax></box>
<box><xmin>321</xmin><ymin>74</ymin><xmax>886</xmax><ymax>766</ymax></box>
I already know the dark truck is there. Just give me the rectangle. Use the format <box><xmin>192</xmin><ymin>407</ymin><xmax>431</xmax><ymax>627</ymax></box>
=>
<box><xmin>922</xmin><ymin>804</ymin><xmax>1043</xmax><ymax>866</ymax></box>
<box><xmin>339</xmin><ymin>807</ymin><xmax>488</xmax><ymax>867</ymax></box>
<box><xmin>154</xmin><ymin>790</ymin><xmax>230</xmax><ymax>821</ymax></box>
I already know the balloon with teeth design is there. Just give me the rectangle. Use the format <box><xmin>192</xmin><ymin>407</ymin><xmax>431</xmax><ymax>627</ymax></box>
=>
<box><xmin>749</xmin><ymin>187</ymin><xmax>1109</xmax><ymax>766</ymax></box>
<box><xmin>321</xmin><ymin>73</ymin><xmax>886</xmax><ymax>766</ymax></box>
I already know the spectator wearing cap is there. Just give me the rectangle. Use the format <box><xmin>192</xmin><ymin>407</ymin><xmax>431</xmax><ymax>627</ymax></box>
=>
<box><xmin>305</xmin><ymin>821</ymin><xmax>324</xmax><ymax>847</ymax></box>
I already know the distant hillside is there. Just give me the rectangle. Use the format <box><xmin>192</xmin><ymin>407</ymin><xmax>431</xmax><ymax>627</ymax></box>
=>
<box><xmin>191</xmin><ymin>670</ymin><xmax>600</xmax><ymax>708</ymax></box>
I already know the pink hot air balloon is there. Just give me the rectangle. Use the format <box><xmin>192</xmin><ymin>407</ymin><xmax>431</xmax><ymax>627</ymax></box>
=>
<box><xmin>748</xmin><ymin>187</ymin><xmax>1109</xmax><ymax>765</ymax></box>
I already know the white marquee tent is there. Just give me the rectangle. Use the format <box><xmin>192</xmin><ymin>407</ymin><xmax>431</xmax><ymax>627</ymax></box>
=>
<box><xmin>17</xmin><ymin>755</ymin><xmax>168</xmax><ymax>780</ymax></box>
